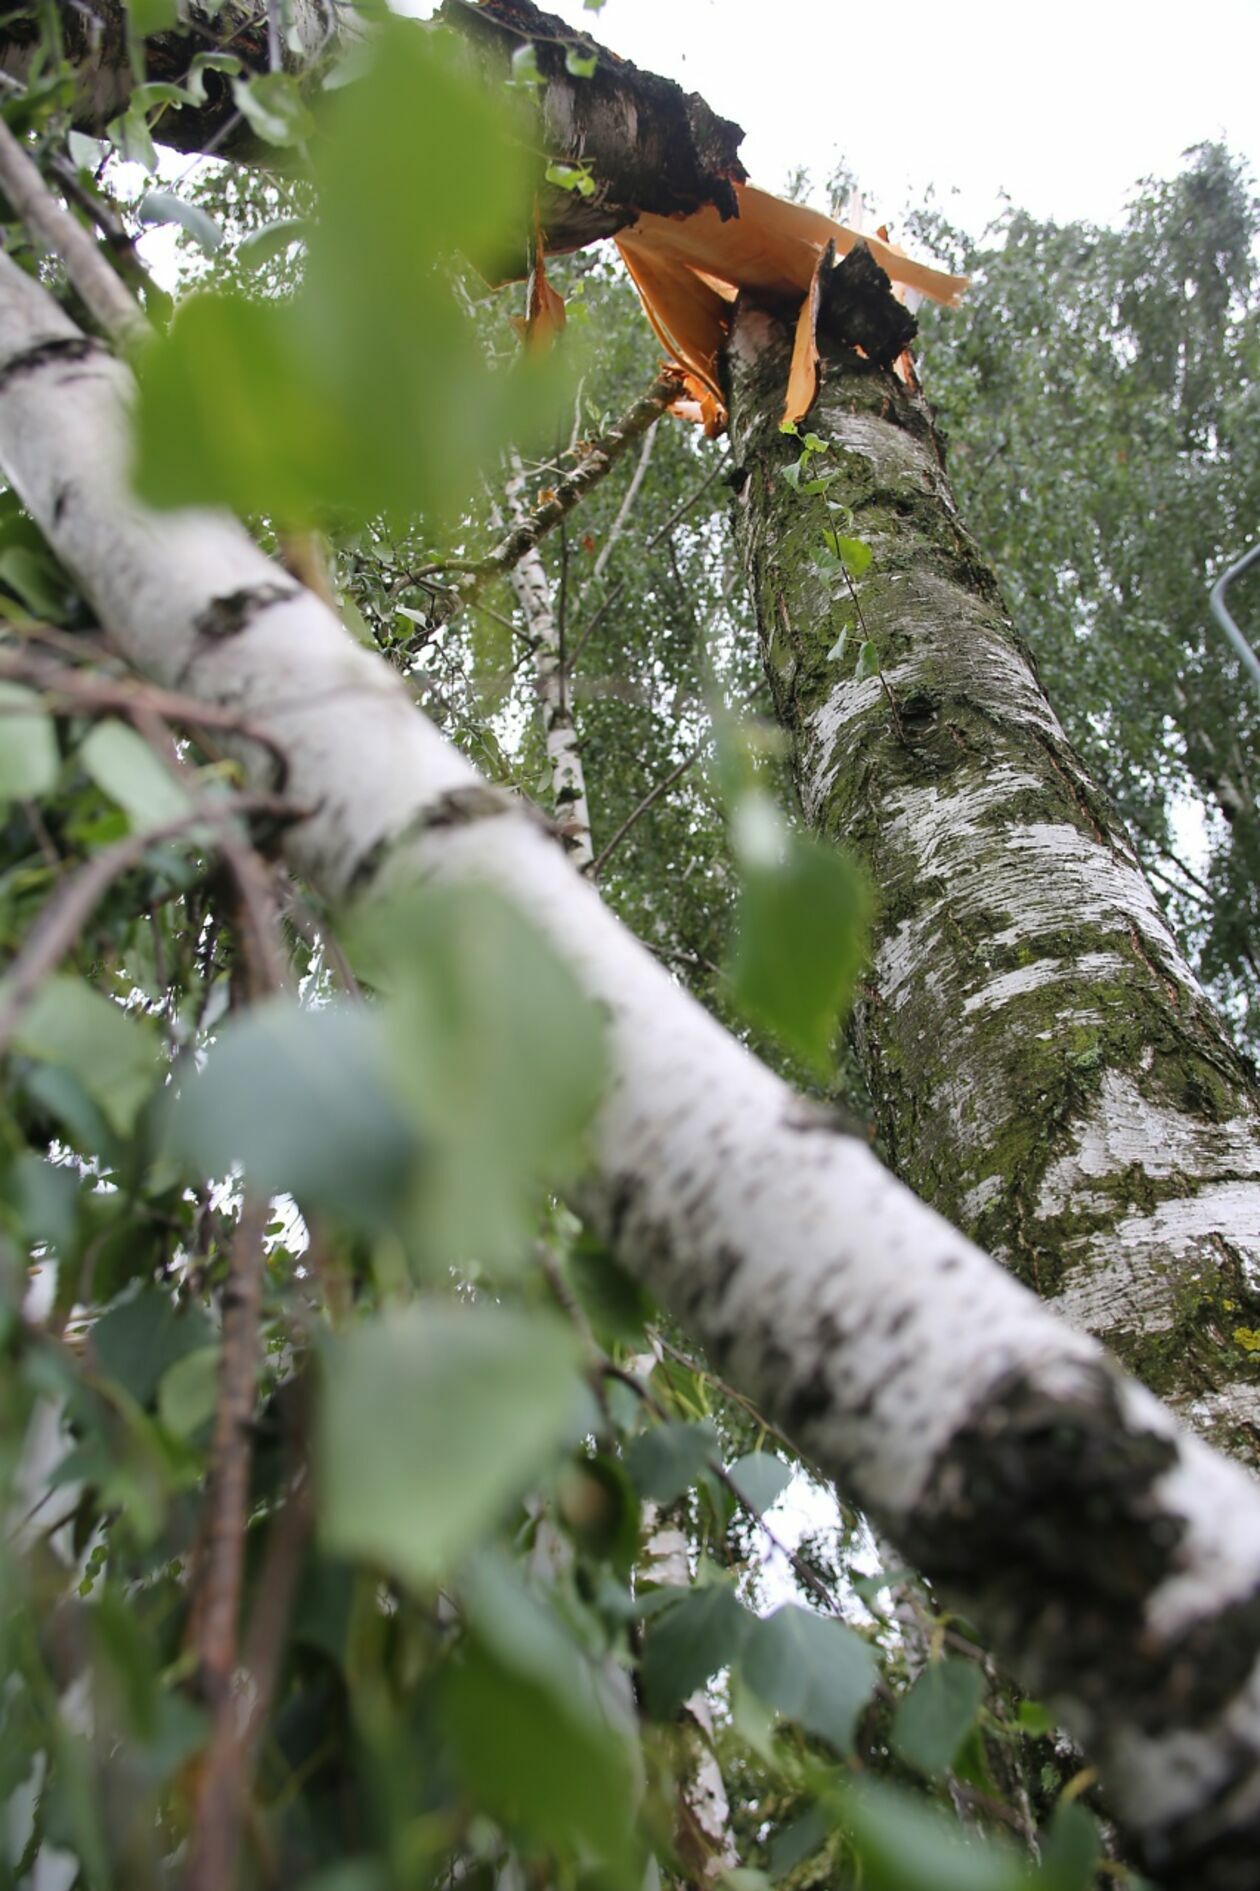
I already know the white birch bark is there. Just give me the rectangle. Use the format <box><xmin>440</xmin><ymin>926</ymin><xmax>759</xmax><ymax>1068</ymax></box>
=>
<box><xmin>504</xmin><ymin>455</ymin><xmax>594</xmax><ymax>869</ymax></box>
<box><xmin>728</xmin><ymin>305</ymin><xmax>1260</xmax><ymax>1460</ymax></box>
<box><xmin>4</xmin><ymin>258</ymin><xmax>1260</xmax><ymax>1886</ymax></box>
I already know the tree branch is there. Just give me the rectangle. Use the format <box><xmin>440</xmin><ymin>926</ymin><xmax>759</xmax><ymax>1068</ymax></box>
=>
<box><xmin>586</xmin><ymin>748</ymin><xmax>699</xmax><ymax>881</ymax></box>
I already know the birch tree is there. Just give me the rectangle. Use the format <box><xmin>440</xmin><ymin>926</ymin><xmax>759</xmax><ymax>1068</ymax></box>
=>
<box><xmin>1</xmin><ymin>7</ymin><xmax>1260</xmax><ymax>1891</ymax></box>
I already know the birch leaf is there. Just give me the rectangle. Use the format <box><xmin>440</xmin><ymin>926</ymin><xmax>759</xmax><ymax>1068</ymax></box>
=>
<box><xmin>137</xmin><ymin>190</ymin><xmax>223</xmax><ymax>256</ymax></box>
<box><xmin>318</xmin><ymin>1307</ymin><xmax>583</xmax><ymax>1587</ymax></box>
<box><xmin>625</xmin><ymin>1419</ymin><xmax>718</xmax><ymax>1503</ymax></box>
<box><xmin>80</xmin><ymin>719</ymin><xmax>192</xmax><ymax>827</ymax></box>
<box><xmin>0</xmin><ymin>683</ymin><xmax>58</xmax><ymax>802</ymax></box>
<box><xmin>14</xmin><ymin>977</ymin><xmax>159</xmax><ymax>1135</ymax></box>
<box><xmin>729</xmin><ymin>831</ymin><xmax>870</xmax><ymax>1074</ymax></box>
<box><xmin>727</xmin><ymin>1451</ymin><xmax>792</xmax><ymax>1514</ymax></box>
<box><xmin>840</xmin><ymin>1780</ymin><xmax>1034</xmax><ymax>1891</ymax></box>
<box><xmin>891</xmin><ymin>1658</ymin><xmax>985</xmax><ymax>1776</ymax></box>
<box><xmin>641</xmin><ymin>1583</ymin><xmax>753</xmax><ymax>1717</ymax></box>
<box><xmin>739</xmin><ymin>1605</ymin><xmax>878</xmax><ymax>1753</ymax></box>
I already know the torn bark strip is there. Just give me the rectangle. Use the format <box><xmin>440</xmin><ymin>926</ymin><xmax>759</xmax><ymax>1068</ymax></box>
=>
<box><xmin>4</xmin><ymin>256</ymin><xmax>1260</xmax><ymax>1888</ymax></box>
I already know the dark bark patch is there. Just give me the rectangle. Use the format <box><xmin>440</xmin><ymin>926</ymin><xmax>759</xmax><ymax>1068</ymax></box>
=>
<box><xmin>194</xmin><ymin>580</ymin><xmax>298</xmax><ymax>640</ymax></box>
<box><xmin>816</xmin><ymin>242</ymin><xmax>918</xmax><ymax>372</ymax></box>
<box><xmin>0</xmin><ymin>335</ymin><xmax>103</xmax><ymax>395</ymax></box>
<box><xmin>784</xmin><ymin>1364</ymin><xmax>835</xmax><ymax>1432</ymax></box>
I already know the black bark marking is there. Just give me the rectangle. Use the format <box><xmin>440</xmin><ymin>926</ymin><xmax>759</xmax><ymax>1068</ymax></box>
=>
<box><xmin>194</xmin><ymin>580</ymin><xmax>299</xmax><ymax>641</ymax></box>
<box><xmin>711</xmin><ymin>1245</ymin><xmax>744</xmax><ymax>1301</ymax></box>
<box><xmin>0</xmin><ymin>336</ymin><xmax>104</xmax><ymax>395</ymax></box>
<box><xmin>784</xmin><ymin>1365</ymin><xmax>834</xmax><ymax>1432</ymax></box>
<box><xmin>51</xmin><ymin>480</ymin><xmax>73</xmax><ymax>527</ymax></box>
<box><xmin>815</xmin><ymin>243</ymin><xmax>918</xmax><ymax>372</ymax></box>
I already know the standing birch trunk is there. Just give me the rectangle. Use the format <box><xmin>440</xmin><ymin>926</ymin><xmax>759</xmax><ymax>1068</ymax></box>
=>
<box><xmin>505</xmin><ymin>453</ymin><xmax>594</xmax><ymax>868</ymax></box>
<box><xmin>726</xmin><ymin>289</ymin><xmax>1260</xmax><ymax>1464</ymax></box>
<box><xmin>7</xmin><ymin>254</ymin><xmax>1260</xmax><ymax>1888</ymax></box>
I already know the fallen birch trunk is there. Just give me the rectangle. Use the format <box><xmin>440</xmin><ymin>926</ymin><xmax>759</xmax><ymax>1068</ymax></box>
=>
<box><xmin>1</xmin><ymin>255</ymin><xmax>1260</xmax><ymax>1888</ymax></box>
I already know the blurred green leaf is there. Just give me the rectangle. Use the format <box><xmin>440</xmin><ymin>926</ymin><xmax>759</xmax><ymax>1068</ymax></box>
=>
<box><xmin>134</xmin><ymin>18</ymin><xmax>562</xmax><ymax>527</ymax></box>
<box><xmin>137</xmin><ymin>190</ymin><xmax>223</xmax><ymax>256</ymax></box>
<box><xmin>318</xmin><ymin>1303</ymin><xmax>582</xmax><ymax>1587</ymax></box>
<box><xmin>729</xmin><ymin>828</ymin><xmax>870</xmax><ymax>1074</ymax></box>
<box><xmin>0</xmin><ymin>682</ymin><xmax>58</xmax><ymax>802</ymax></box>
<box><xmin>840</xmin><ymin>1780</ymin><xmax>1034</xmax><ymax>1891</ymax></box>
<box><xmin>566</xmin><ymin>1236</ymin><xmax>655</xmax><ymax>1346</ymax></box>
<box><xmin>739</xmin><ymin>1605</ymin><xmax>878</xmax><ymax>1753</ymax></box>
<box><xmin>168</xmin><ymin>997</ymin><xmax>417</xmax><ymax>1223</ymax></box>
<box><xmin>446</xmin><ymin>1554</ymin><xmax>640</xmax><ymax>1873</ymax></box>
<box><xmin>108</xmin><ymin>108</ymin><xmax>157</xmax><ymax>172</ymax></box>
<box><xmin>0</xmin><ymin>543</ymin><xmax>74</xmax><ymax>620</ymax></box>
<box><xmin>855</xmin><ymin>638</ymin><xmax>881</xmax><ymax>680</ymax></box>
<box><xmin>1039</xmin><ymin>1802</ymin><xmax>1101</xmax><ymax>1891</ymax></box>
<box><xmin>125</xmin><ymin>0</ymin><xmax>178</xmax><ymax>37</ymax></box>
<box><xmin>79</xmin><ymin>719</ymin><xmax>192</xmax><ymax>827</ymax></box>
<box><xmin>90</xmin><ymin>1287</ymin><xmax>214</xmax><ymax>1409</ymax></box>
<box><xmin>727</xmin><ymin>1451</ymin><xmax>792</xmax><ymax>1515</ymax></box>
<box><xmin>641</xmin><ymin>1583</ymin><xmax>752</xmax><ymax>1717</ymax></box>
<box><xmin>348</xmin><ymin>883</ymin><xmax>605</xmax><ymax>1268</ymax></box>
<box><xmin>236</xmin><ymin>216</ymin><xmax>311</xmax><ymax>273</ymax></box>
<box><xmin>231</xmin><ymin>71</ymin><xmax>315</xmax><ymax>147</ymax></box>
<box><xmin>625</xmin><ymin>1419</ymin><xmax>717</xmax><ymax>1504</ymax></box>
<box><xmin>15</xmin><ymin>976</ymin><xmax>159</xmax><ymax>1135</ymax></box>
<box><xmin>156</xmin><ymin>1345</ymin><xmax>219</xmax><ymax>1438</ymax></box>
<box><xmin>564</xmin><ymin>46</ymin><xmax>598</xmax><ymax>77</ymax></box>
<box><xmin>892</xmin><ymin>1658</ymin><xmax>985</xmax><ymax>1776</ymax></box>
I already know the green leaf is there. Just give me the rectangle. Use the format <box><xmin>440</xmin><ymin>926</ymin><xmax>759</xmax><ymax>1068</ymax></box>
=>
<box><xmin>347</xmin><ymin>883</ymin><xmax>606</xmax><ymax>1268</ymax></box>
<box><xmin>545</xmin><ymin>160</ymin><xmax>593</xmax><ymax>195</ymax></box>
<box><xmin>838</xmin><ymin>535</ymin><xmax>873</xmax><ymax>577</ymax></box>
<box><xmin>1039</xmin><ymin>1803</ymin><xmax>1100</xmax><ymax>1891</ymax></box>
<box><xmin>0</xmin><ymin>682</ymin><xmax>58</xmax><ymax>802</ymax></box>
<box><xmin>167</xmin><ymin>996</ymin><xmax>417</xmax><ymax>1224</ymax></box>
<box><xmin>91</xmin><ymin>1287</ymin><xmax>214</xmax><ymax>1409</ymax></box>
<box><xmin>826</xmin><ymin>627</ymin><xmax>851</xmax><ymax>665</ymax></box>
<box><xmin>727</xmin><ymin>1451</ymin><xmax>792</xmax><ymax>1515</ymax></box>
<box><xmin>231</xmin><ymin>71</ymin><xmax>315</xmax><ymax>148</ymax></box>
<box><xmin>79</xmin><ymin>718</ymin><xmax>192</xmax><ymax>827</ymax></box>
<box><xmin>625</xmin><ymin>1419</ymin><xmax>718</xmax><ymax>1504</ymax></box>
<box><xmin>14</xmin><ymin>976</ymin><xmax>159</xmax><ymax>1135</ymax></box>
<box><xmin>781</xmin><ymin>458</ymin><xmax>803</xmax><ymax>490</ymax></box>
<box><xmin>236</xmin><ymin>216</ymin><xmax>311</xmax><ymax>273</ymax></box>
<box><xmin>108</xmin><ymin>109</ymin><xmax>158</xmax><ymax>172</ymax></box>
<box><xmin>1017</xmin><ymin>1699</ymin><xmax>1054</xmax><ymax>1737</ymax></box>
<box><xmin>510</xmin><ymin>43</ymin><xmax>545</xmax><ymax>87</ymax></box>
<box><xmin>739</xmin><ymin>1605</ymin><xmax>878</xmax><ymax>1752</ymax></box>
<box><xmin>126</xmin><ymin>0</ymin><xmax>178</xmax><ymax>37</ymax></box>
<box><xmin>803</xmin><ymin>433</ymin><xmax>829</xmax><ymax>453</ymax></box>
<box><xmin>445</xmin><ymin>1554</ymin><xmax>639</xmax><ymax>1873</ymax></box>
<box><xmin>134</xmin><ymin>19</ymin><xmax>557</xmax><ymax>528</ymax></box>
<box><xmin>641</xmin><ymin>1583</ymin><xmax>753</xmax><ymax>1717</ymax></box>
<box><xmin>567</xmin><ymin>1237</ymin><xmax>655</xmax><ymax>1347</ymax></box>
<box><xmin>156</xmin><ymin>1345</ymin><xmax>220</xmax><ymax>1438</ymax></box>
<box><xmin>729</xmin><ymin>829</ymin><xmax>870</xmax><ymax>1074</ymax></box>
<box><xmin>0</xmin><ymin>543</ymin><xmax>75</xmax><ymax>620</ymax></box>
<box><xmin>318</xmin><ymin>1304</ymin><xmax>583</xmax><ymax>1587</ymax></box>
<box><xmin>840</xmin><ymin>1780</ymin><xmax>1033</xmax><ymax>1891</ymax></box>
<box><xmin>855</xmin><ymin>638</ymin><xmax>881</xmax><ymax>679</ymax></box>
<box><xmin>564</xmin><ymin>45</ymin><xmax>598</xmax><ymax>77</ymax></box>
<box><xmin>137</xmin><ymin>190</ymin><xmax>223</xmax><ymax>256</ymax></box>
<box><xmin>892</xmin><ymin>1658</ymin><xmax>985</xmax><ymax>1776</ymax></box>
<box><xmin>185</xmin><ymin>51</ymin><xmax>241</xmax><ymax>106</ymax></box>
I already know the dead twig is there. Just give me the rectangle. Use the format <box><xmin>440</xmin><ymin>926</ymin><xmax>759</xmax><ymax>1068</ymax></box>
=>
<box><xmin>586</xmin><ymin>748</ymin><xmax>700</xmax><ymax>881</ymax></box>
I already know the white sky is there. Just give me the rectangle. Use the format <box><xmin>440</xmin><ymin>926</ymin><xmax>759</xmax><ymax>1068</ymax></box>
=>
<box><xmin>565</xmin><ymin>0</ymin><xmax>1260</xmax><ymax>239</ymax></box>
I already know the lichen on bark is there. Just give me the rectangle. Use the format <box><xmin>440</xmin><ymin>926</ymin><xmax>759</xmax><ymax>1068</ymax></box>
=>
<box><xmin>725</xmin><ymin>292</ymin><xmax>1260</xmax><ymax>1463</ymax></box>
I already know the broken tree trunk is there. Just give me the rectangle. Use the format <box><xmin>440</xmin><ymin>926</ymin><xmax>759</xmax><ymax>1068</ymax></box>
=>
<box><xmin>725</xmin><ymin>247</ymin><xmax>1260</xmax><ymax>1464</ymax></box>
<box><xmin>6</xmin><ymin>252</ymin><xmax>1260</xmax><ymax>1890</ymax></box>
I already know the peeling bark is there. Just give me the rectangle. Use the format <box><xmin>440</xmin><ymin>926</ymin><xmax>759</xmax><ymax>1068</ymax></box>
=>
<box><xmin>726</xmin><ymin>295</ymin><xmax>1260</xmax><ymax>1465</ymax></box>
<box><xmin>8</xmin><ymin>258</ymin><xmax>1260</xmax><ymax>1885</ymax></box>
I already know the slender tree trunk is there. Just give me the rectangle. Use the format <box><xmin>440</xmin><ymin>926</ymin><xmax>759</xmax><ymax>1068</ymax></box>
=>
<box><xmin>7</xmin><ymin>256</ymin><xmax>1260</xmax><ymax>1888</ymax></box>
<box><xmin>726</xmin><ymin>296</ymin><xmax>1260</xmax><ymax>1463</ymax></box>
<box><xmin>504</xmin><ymin>454</ymin><xmax>594</xmax><ymax>868</ymax></box>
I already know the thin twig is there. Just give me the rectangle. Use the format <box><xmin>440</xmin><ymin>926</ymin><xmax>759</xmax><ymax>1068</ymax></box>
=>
<box><xmin>183</xmin><ymin>1196</ymin><xmax>272</xmax><ymax>1891</ymax></box>
<box><xmin>413</xmin><ymin>371</ymin><xmax>682</xmax><ymax>621</ymax></box>
<box><xmin>0</xmin><ymin>793</ymin><xmax>300</xmax><ymax>1061</ymax></box>
<box><xmin>590</xmin><ymin>417</ymin><xmax>657</xmax><ymax>587</ymax></box>
<box><xmin>568</xmin><ymin>459</ymin><xmax>726</xmax><ymax>673</ymax></box>
<box><xmin>0</xmin><ymin>646</ymin><xmax>292</xmax><ymax>788</ymax></box>
<box><xmin>586</xmin><ymin>748</ymin><xmax>699</xmax><ymax>880</ymax></box>
<box><xmin>0</xmin><ymin>116</ymin><xmax>148</xmax><ymax>347</ymax></box>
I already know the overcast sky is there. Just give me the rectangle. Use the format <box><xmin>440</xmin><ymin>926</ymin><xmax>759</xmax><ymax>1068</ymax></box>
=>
<box><xmin>544</xmin><ymin>0</ymin><xmax>1260</xmax><ymax>240</ymax></box>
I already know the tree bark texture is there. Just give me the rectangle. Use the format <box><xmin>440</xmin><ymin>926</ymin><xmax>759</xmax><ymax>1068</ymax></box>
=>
<box><xmin>7</xmin><ymin>258</ymin><xmax>1260</xmax><ymax>1887</ymax></box>
<box><xmin>505</xmin><ymin>455</ymin><xmax>595</xmax><ymax>868</ymax></box>
<box><xmin>726</xmin><ymin>300</ymin><xmax>1260</xmax><ymax>1466</ymax></box>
